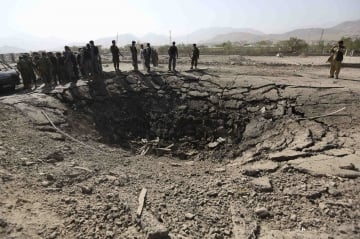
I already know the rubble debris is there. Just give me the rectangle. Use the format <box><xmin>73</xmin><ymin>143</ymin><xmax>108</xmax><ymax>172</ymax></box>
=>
<box><xmin>137</xmin><ymin>188</ymin><xmax>147</xmax><ymax>218</ymax></box>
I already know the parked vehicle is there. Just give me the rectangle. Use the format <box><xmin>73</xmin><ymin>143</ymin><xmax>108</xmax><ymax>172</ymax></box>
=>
<box><xmin>0</xmin><ymin>60</ymin><xmax>20</xmax><ymax>91</ymax></box>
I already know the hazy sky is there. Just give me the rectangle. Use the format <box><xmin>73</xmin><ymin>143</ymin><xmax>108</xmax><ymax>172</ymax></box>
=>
<box><xmin>2</xmin><ymin>0</ymin><xmax>360</xmax><ymax>41</ymax></box>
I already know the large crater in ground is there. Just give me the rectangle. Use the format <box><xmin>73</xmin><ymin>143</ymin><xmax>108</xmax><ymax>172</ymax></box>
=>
<box><xmin>50</xmin><ymin>71</ymin><xmax>312</xmax><ymax>159</ymax></box>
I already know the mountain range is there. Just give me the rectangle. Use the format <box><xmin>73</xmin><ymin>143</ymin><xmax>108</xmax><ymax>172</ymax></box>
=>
<box><xmin>0</xmin><ymin>19</ymin><xmax>359</xmax><ymax>53</ymax></box>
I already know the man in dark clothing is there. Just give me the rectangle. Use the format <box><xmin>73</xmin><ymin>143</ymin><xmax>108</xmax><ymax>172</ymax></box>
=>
<box><xmin>83</xmin><ymin>44</ymin><xmax>92</xmax><ymax>78</ymax></box>
<box><xmin>168</xmin><ymin>41</ymin><xmax>178</xmax><ymax>72</ymax></box>
<box><xmin>17</xmin><ymin>55</ymin><xmax>36</xmax><ymax>89</ymax></box>
<box><xmin>144</xmin><ymin>43</ymin><xmax>152</xmax><ymax>73</ymax></box>
<box><xmin>37</xmin><ymin>52</ymin><xmax>52</xmax><ymax>86</ymax></box>
<box><xmin>47</xmin><ymin>52</ymin><xmax>58</xmax><ymax>85</ymax></box>
<box><xmin>328</xmin><ymin>40</ymin><xmax>346</xmax><ymax>79</ymax></box>
<box><xmin>190</xmin><ymin>44</ymin><xmax>200</xmax><ymax>70</ymax></box>
<box><xmin>110</xmin><ymin>40</ymin><xmax>123</xmax><ymax>71</ymax></box>
<box><xmin>77</xmin><ymin>48</ymin><xmax>85</xmax><ymax>77</ymax></box>
<box><xmin>71</xmin><ymin>52</ymin><xmax>79</xmax><ymax>82</ymax></box>
<box><xmin>130</xmin><ymin>41</ymin><xmax>138</xmax><ymax>71</ymax></box>
<box><xmin>64</xmin><ymin>46</ymin><xmax>75</xmax><ymax>83</ymax></box>
<box><xmin>89</xmin><ymin>40</ymin><xmax>100</xmax><ymax>75</ymax></box>
<box><xmin>55</xmin><ymin>52</ymin><xmax>66</xmax><ymax>84</ymax></box>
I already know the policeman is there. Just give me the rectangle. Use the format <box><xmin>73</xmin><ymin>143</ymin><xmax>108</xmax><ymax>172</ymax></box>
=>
<box><xmin>110</xmin><ymin>40</ymin><xmax>123</xmax><ymax>71</ymax></box>
<box><xmin>130</xmin><ymin>41</ymin><xmax>138</xmax><ymax>71</ymax></box>
<box><xmin>190</xmin><ymin>44</ymin><xmax>200</xmax><ymax>70</ymax></box>
<box><xmin>168</xmin><ymin>41</ymin><xmax>178</xmax><ymax>72</ymax></box>
<box><xmin>144</xmin><ymin>43</ymin><xmax>152</xmax><ymax>73</ymax></box>
<box><xmin>329</xmin><ymin>40</ymin><xmax>346</xmax><ymax>79</ymax></box>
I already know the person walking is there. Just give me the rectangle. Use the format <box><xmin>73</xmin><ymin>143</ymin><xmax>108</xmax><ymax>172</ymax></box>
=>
<box><xmin>130</xmin><ymin>41</ymin><xmax>138</xmax><ymax>71</ymax></box>
<box><xmin>168</xmin><ymin>41</ymin><xmax>178</xmax><ymax>72</ymax></box>
<box><xmin>328</xmin><ymin>40</ymin><xmax>346</xmax><ymax>79</ymax></box>
<box><xmin>190</xmin><ymin>43</ymin><xmax>200</xmax><ymax>70</ymax></box>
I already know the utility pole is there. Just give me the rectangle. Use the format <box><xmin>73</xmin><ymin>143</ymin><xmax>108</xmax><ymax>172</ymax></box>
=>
<box><xmin>169</xmin><ymin>30</ymin><xmax>172</xmax><ymax>45</ymax></box>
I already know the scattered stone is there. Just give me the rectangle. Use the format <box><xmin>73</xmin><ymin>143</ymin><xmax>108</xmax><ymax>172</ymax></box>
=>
<box><xmin>41</xmin><ymin>180</ymin><xmax>52</xmax><ymax>187</ymax></box>
<box><xmin>45</xmin><ymin>151</ymin><xmax>65</xmax><ymax>163</ymax></box>
<box><xmin>242</xmin><ymin>160</ymin><xmax>279</xmax><ymax>176</ymax></box>
<box><xmin>105</xmin><ymin>230</ymin><xmax>114</xmax><ymax>238</ymax></box>
<box><xmin>251</xmin><ymin>176</ymin><xmax>273</xmax><ymax>192</ymax></box>
<box><xmin>141</xmin><ymin>210</ymin><xmax>169</xmax><ymax>239</ymax></box>
<box><xmin>208</xmin><ymin>141</ymin><xmax>220</xmax><ymax>149</ymax></box>
<box><xmin>185</xmin><ymin>213</ymin><xmax>195</xmax><ymax>220</ymax></box>
<box><xmin>207</xmin><ymin>191</ymin><xmax>219</xmax><ymax>197</ymax></box>
<box><xmin>268</xmin><ymin>150</ymin><xmax>310</xmax><ymax>162</ymax></box>
<box><xmin>289</xmin><ymin>154</ymin><xmax>360</xmax><ymax>178</ymax></box>
<box><xmin>255</xmin><ymin>207</ymin><xmax>270</xmax><ymax>218</ymax></box>
<box><xmin>0</xmin><ymin>150</ymin><xmax>7</xmax><ymax>156</ymax></box>
<box><xmin>0</xmin><ymin>218</ymin><xmax>7</xmax><ymax>227</ymax></box>
<box><xmin>214</xmin><ymin>167</ymin><xmax>226</xmax><ymax>173</ymax></box>
<box><xmin>48</xmin><ymin>132</ymin><xmax>65</xmax><ymax>141</ymax></box>
<box><xmin>290</xmin><ymin>214</ymin><xmax>297</xmax><ymax>221</ymax></box>
<box><xmin>80</xmin><ymin>185</ymin><xmax>93</xmax><ymax>194</ymax></box>
<box><xmin>170</xmin><ymin>163</ymin><xmax>182</xmax><ymax>167</ymax></box>
<box><xmin>339</xmin><ymin>163</ymin><xmax>359</xmax><ymax>171</ymax></box>
<box><xmin>324</xmin><ymin>148</ymin><xmax>354</xmax><ymax>157</ymax></box>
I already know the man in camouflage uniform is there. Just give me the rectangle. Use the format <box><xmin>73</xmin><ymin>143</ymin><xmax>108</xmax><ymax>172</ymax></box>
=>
<box><xmin>168</xmin><ymin>41</ymin><xmax>178</xmax><ymax>72</ymax></box>
<box><xmin>190</xmin><ymin>44</ymin><xmax>200</xmax><ymax>70</ymax></box>
<box><xmin>89</xmin><ymin>40</ymin><xmax>100</xmax><ymax>75</ymax></box>
<box><xmin>328</xmin><ymin>40</ymin><xmax>346</xmax><ymax>79</ymax></box>
<box><xmin>130</xmin><ymin>41</ymin><xmax>138</xmax><ymax>71</ymax></box>
<box><xmin>144</xmin><ymin>43</ymin><xmax>152</xmax><ymax>73</ymax></box>
<box><xmin>55</xmin><ymin>52</ymin><xmax>66</xmax><ymax>84</ymax></box>
<box><xmin>47</xmin><ymin>52</ymin><xmax>58</xmax><ymax>85</ymax></box>
<box><xmin>110</xmin><ymin>40</ymin><xmax>123</xmax><ymax>71</ymax></box>
<box><xmin>36</xmin><ymin>52</ymin><xmax>52</xmax><ymax>86</ymax></box>
<box><xmin>64</xmin><ymin>46</ymin><xmax>75</xmax><ymax>83</ymax></box>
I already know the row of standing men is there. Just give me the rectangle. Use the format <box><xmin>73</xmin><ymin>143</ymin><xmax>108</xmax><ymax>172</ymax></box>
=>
<box><xmin>113</xmin><ymin>41</ymin><xmax>200</xmax><ymax>73</ymax></box>
<box><xmin>17</xmin><ymin>40</ymin><xmax>102</xmax><ymax>89</ymax></box>
<box><xmin>17</xmin><ymin>40</ymin><xmax>201</xmax><ymax>89</ymax></box>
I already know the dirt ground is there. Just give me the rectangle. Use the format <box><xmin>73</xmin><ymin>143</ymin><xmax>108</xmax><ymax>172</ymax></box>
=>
<box><xmin>0</xmin><ymin>55</ymin><xmax>360</xmax><ymax>239</ymax></box>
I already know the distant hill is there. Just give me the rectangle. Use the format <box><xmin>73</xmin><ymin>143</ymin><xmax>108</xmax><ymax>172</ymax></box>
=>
<box><xmin>0</xmin><ymin>45</ymin><xmax>26</xmax><ymax>54</ymax></box>
<box><xmin>206</xmin><ymin>19</ymin><xmax>360</xmax><ymax>44</ymax></box>
<box><xmin>1</xmin><ymin>19</ymin><xmax>359</xmax><ymax>53</ymax></box>
<box><xmin>176</xmin><ymin>27</ymin><xmax>264</xmax><ymax>43</ymax></box>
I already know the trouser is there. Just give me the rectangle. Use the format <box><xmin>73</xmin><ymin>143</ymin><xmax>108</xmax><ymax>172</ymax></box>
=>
<box><xmin>330</xmin><ymin>60</ymin><xmax>341</xmax><ymax>78</ymax></box>
<box><xmin>145</xmin><ymin>58</ymin><xmax>151</xmax><ymax>72</ymax></box>
<box><xmin>191</xmin><ymin>57</ymin><xmax>198</xmax><ymax>68</ymax></box>
<box><xmin>113</xmin><ymin>56</ymin><xmax>119</xmax><ymax>70</ymax></box>
<box><xmin>132</xmin><ymin>56</ymin><xmax>138</xmax><ymax>71</ymax></box>
<box><xmin>168</xmin><ymin>56</ymin><xmax>176</xmax><ymax>70</ymax></box>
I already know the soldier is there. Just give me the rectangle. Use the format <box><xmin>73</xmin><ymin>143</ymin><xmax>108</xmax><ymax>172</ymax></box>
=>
<box><xmin>83</xmin><ymin>44</ymin><xmax>92</xmax><ymax>78</ymax></box>
<box><xmin>55</xmin><ymin>52</ymin><xmax>66</xmax><ymax>84</ymax></box>
<box><xmin>130</xmin><ymin>41</ymin><xmax>138</xmax><ymax>71</ymax></box>
<box><xmin>47</xmin><ymin>52</ymin><xmax>58</xmax><ymax>85</ymax></box>
<box><xmin>151</xmin><ymin>47</ymin><xmax>159</xmax><ymax>67</ymax></box>
<box><xmin>36</xmin><ymin>52</ymin><xmax>52</xmax><ymax>86</ymax></box>
<box><xmin>77</xmin><ymin>48</ymin><xmax>85</xmax><ymax>77</ymax></box>
<box><xmin>168</xmin><ymin>41</ymin><xmax>178</xmax><ymax>72</ymax></box>
<box><xmin>144</xmin><ymin>43</ymin><xmax>152</xmax><ymax>73</ymax></box>
<box><xmin>328</xmin><ymin>40</ymin><xmax>346</xmax><ymax>79</ymax></box>
<box><xmin>140</xmin><ymin>44</ymin><xmax>146</xmax><ymax>70</ymax></box>
<box><xmin>190</xmin><ymin>44</ymin><xmax>200</xmax><ymax>70</ymax></box>
<box><xmin>89</xmin><ymin>40</ymin><xmax>100</xmax><ymax>75</ymax></box>
<box><xmin>64</xmin><ymin>46</ymin><xmax>75</xmax><ymax>83</ymax></box>
<box><xmin>23</xmin><ymin>54</ymin><xmax>36</xmax><ymax>89</ymax></box>
<box><xmin>71</xmin><ymin>52</ymin><xmax>79</xmax><ymax>82</ymax></box>
<box><xmin>110</xmin><ymin>40</ymin><xmax>123</xmax><ymax>71</ymax></box>
<box><xmin>17</xmin><ymin>56</ymin><xmax>27</xmax><ymax>89</ymax></box>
